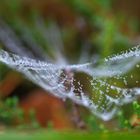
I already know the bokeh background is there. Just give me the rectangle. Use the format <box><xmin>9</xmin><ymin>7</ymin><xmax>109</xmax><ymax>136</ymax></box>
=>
<box><xmin>0</xmin><ymin>0</ymin><xmax>140</xmax><ymax>132</ymax></box>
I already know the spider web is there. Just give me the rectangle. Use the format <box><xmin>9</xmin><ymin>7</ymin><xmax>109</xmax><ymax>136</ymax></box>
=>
<box><xmin>0</xmin><ymin>46</ymin><xmax>140</xmax><ymax>121</ymax></box>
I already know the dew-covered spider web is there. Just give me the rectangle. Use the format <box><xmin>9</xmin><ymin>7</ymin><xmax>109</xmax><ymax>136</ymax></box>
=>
<box><xmin>0</xmin><ymin>45</ymin><xmax>140</xmax><ymax>121</ymax></box>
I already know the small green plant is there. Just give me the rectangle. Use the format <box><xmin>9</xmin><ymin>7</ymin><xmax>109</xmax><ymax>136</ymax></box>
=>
<box><xmin>0</xmin><ymin>97</ymin><xmax>22</xmax><ymax>125</ymax></box>
<box><xmin>133</xmin><ymin>101</ymin><xmax>140</xmax><ymax>118</ymax></box>
<box><xmin>47</xmin><ymin>121</ymin><xmax>54</xmax><ymax>130</ymax></box>
<box><xmin>117</xmin><ymin>111</ymin><xmax>131</xmax><ymax>129</ymax></box>
<box><xmin>87</xmin><ymin>116</ymin><xmax>100</xmax><ymax>132</ymax></box>
<box><xmin>29</xmin><ymin>109</ymin><xmax>40</xmax><ymax>129</ymax></box>
<box><xmin>87</xmin><ymin>116</ymin><xmax>108</xmax><ymax>132</ymax></box>
<box><xmin>0</xmin><ymin>97</ymin><xmax>40</xmax><ymax>129</ymax></box>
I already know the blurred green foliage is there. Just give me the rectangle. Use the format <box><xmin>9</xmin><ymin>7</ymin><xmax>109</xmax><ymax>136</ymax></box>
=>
<box><xmin>0</xmin><ymin>97</ymin><xmax>23</xmax><ymax>125</ymax></box>
<box><xmin>0</xmin><ymin>97</ymin><xmax>40</xmax><ymax>129</ymax></box>
<box><xmin>1</xmin><ymin>131</ymin><xmax>140</xmax><ymax>140</ymax></box>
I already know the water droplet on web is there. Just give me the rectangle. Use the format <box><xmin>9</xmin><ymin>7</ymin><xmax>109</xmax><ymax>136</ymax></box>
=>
<box><xmin>130</xmin><ymin>75</ymin><xmax>134</xmax><ymax>79</ymax></box>
<box><xmin>136</xmin><ymin>64</ymin><xmax>140</xmax><ymax>68</ymax></box>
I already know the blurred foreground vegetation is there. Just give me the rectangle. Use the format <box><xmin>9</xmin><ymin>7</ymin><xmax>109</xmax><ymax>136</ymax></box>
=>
<box><xmin>1</xmin><ymin>131</ymin><xmax>140</xmax><ymax>140</ymax></box>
